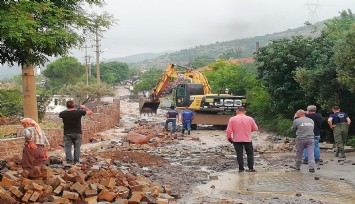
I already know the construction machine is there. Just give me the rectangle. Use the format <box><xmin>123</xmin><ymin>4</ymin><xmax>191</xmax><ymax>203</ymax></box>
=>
<box><xmin>139</xmin><ymin>64</ymin><xmax>246</xmax><ymax>128</ymax></box>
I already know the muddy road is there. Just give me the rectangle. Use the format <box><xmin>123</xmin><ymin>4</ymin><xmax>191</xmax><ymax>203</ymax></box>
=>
<box><xmin>91</xmin><ymin>87</ymin><xmax>355</xmax><ymax>204</ymax></box>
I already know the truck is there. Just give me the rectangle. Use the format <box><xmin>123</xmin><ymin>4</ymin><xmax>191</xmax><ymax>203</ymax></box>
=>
<box><xmin>139</xmin><ymin>64</ymin><xmax>246</xmax><ymax>129</ymax></box>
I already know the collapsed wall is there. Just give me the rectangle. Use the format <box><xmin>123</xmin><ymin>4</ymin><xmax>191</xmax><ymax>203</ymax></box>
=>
<box><xmin>0</xmin><ymin>99</ymin><xmax>120</xmax><ymax>160</ymax></box>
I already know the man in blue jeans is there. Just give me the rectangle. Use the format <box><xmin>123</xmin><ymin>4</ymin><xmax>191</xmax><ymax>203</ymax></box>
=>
<box><xmin>164</xmin><ymin>106</ymin><xmax>179</xmax><ymax>133</ymax></box>
<box><xmin>59</xmin><ymin>100</ymin><xmax>93</xmax><ymax>164</ymax></box>
<box><xmin>303</xmin><ymin>105</ymin><xmax>322</xmax><ymax>164</ymax></box>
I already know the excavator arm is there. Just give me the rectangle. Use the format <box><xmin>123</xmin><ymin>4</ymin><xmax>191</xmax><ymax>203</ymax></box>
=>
<box><xmin>139</xmin><ymin>63</ymin><xmax>212</xmax><ymax>114</ymax></box>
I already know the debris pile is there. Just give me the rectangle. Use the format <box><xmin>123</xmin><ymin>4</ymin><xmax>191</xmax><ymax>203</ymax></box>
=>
<box><xmin>0</xmin><ymin>159</ymin><xmax>175</xmax><ymax>204</ymax></box>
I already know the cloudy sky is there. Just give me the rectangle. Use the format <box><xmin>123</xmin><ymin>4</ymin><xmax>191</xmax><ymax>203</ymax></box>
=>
<box><xmin>78</xmin><ymin>0</ymin><xmax>355</xmax><ymax>61</ymax></box>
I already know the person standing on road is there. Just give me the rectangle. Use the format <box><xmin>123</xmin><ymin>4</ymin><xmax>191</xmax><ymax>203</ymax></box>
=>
<box><xmin>59</xmin><ymin>100</ymin><xmax>93</xmax><ymax>164</ymax></box>
<box><xmin>328</xmin><ymin>106</ymin><xmax>351</xmax><ymax>158</ymax></box>
<box><xmin>164</xmin><ymin>105</ymin><xmax>179</xmax><ymax>134</ymax></box>
<box><xmin>291</xmin><ymin>109</ymin><xmax>316</xmax><ymax>172</ymax></box>
<box><xmin>226</xmin><ymin>107</ymin><xmax>258</xmax><ymax>172</ymax></box>
<box><xmin>181</xmin><ymin>106</ymin><xmax>194</xmax><ymax>135</ymax></box>
<box><xmin>303</xmin><ymin>105</ymin><xmax>322</xmax><ymax>164</ymax></box>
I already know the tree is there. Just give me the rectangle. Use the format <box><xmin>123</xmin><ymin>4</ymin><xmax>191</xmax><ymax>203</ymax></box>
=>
<box><xmin>60</xmin><ymin>82</ymin><xmax>114</xmax><ymax>105</ymax></box>
<box><xmin>94</xmin><ymin>61</ymin><xmax>130</xmax><ymax>85</ymax></box>
<box><xmin>0</xmin><ymin>88</ymin><xmax>23</xmax><ymax>118</ymax></box>
<box><xmin>218</xmin><ymin>49</ymin><xmax>242</xmax><ymax>60</ymax></box>
<box><xmin>255</xmin><ymin>36</ymin><xmax>317</xmax><ymax>116</ymax></box>
<box><xmin>0</xmin><ymin>0</ymin><xmax>115</xmax><ymax>121</ymax></box>
<box><xmin>43</xmin><ymin>57</ymin><xmax>86</xmax><ymax>89</ymax></box>
<box><xmin>294</xmin><ymin>10</ymin><xmax>355</xmax><ymax>110</ymax></box>
<box><xmin>134</xmin><ymin>68</ymin><xmax>164</xmax><ymax>92</ymax></box>
<box><xmin>334</xmin><ymin>23</ymin><xmax>355</xmax><ymax>92</ymax></box>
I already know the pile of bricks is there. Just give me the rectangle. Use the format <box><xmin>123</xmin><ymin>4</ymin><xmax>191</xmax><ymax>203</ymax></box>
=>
<box><xmin>0</xmin><ymin>162</ymin><xmax>175</xmax><ymax>204</ymax></box>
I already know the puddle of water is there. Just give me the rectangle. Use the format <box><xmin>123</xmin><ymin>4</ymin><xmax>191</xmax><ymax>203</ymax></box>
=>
<box><xmin>193</xmin><ymin>170</ymin><xmax>355</xmax><ymax>204</ymax></box>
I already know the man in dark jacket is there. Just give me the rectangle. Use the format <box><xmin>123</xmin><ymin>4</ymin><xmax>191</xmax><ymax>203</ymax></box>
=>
<box><xmin>59</xmin><ymin>100</ymin><xmax>93</xmax><ymax>164</ymax></box>
<box><xmin>328</xmin><ymin>106</ymin><xmax>351</xmax><ymax>158</ymax></box>
<box><xmin>164</xmin><ymin>106</ymin><xmax>179</xmax><ymax>133</ymax></box>
<box><xmin>303</xmin><ymin>105</ymin><xmax>322</xmax><ymax>164</ymax></box>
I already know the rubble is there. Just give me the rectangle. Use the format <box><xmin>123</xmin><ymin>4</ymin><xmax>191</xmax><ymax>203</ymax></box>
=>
<box><xmin>0</xmin><ymin>156</ymin><xmax>174</xmax><ymax>204</ymax></box>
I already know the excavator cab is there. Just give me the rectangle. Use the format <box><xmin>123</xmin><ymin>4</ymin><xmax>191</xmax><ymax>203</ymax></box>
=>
<box><xmin>174</xmin><ymin>83</ymin><xmax>204</xmax><ymax>108</ymax></box>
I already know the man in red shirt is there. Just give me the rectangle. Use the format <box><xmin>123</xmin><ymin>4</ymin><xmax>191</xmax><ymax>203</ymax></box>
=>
<box><xmin>226</xmin><ymin>107</ymin><xmax>258</xmax><ymax>172</ymax></box>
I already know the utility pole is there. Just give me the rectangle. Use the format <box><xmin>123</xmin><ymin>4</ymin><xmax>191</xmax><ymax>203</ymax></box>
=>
<box><xmin>95</xmin><ymin>27</ymin><xmax>101</xmax><ymax>83</ymax></box>
<box><xmin>83</xmin><ymin>45</ymin><xmax>93</xmax><ymax>85</ymax></box>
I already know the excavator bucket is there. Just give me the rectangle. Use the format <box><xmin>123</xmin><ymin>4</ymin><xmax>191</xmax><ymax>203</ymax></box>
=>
<box><xmin>139</xmin><ymin>98</ymin><xmax>160</xmax><ymax>115</ymax></box>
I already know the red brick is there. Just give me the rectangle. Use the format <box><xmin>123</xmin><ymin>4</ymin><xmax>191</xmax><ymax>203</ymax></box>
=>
<box><xmin>29</xmin><ymin>191</ymin><xmax>41</xmax><ymax>202</ymax></box>
<box><xmin>100</xmin><ymin>177</ymin><xmax>116</xmax><ymax>189</ymax></box>
<box><xmin>62</xmin><ymin>190</ymin><xmax>79</xmax><ymax>200</ymax></box>
<box><xmin>22</xmin><ymin>189</ymin><xmax>34</xmax><ymax>202</ymax></box>
<box><xmin>9</xmin><ymin>186</ymin><xmax>23</xmax><ymax>198</ymax></box>
<box><xmin>84</xmin><ymin>189</ymin><xmax>98</xmax><ymax>197</ymax></box>
<box><xmin>128</xmin><ymin>191</ymin><xmax>144</xmax><ymax>204</ymax></box>
<box><xmin>164</xmin><ymin>185</ymin><xmax>172</xmax><ymax>195</ymax></box>
<box><xmin>98</xmin><ymin>188</ymin><xmax>116</xmax><ymax>202</ymax></box>
<box><xmin>85</xmin><ymin>196</ymin><xmax>98</xmax><ymax>204</ymax></box>
<box><xmin>50</xmin><ymin>195</ymin><xmax>70</xmax><ymax>203</ymax></box>
<box><xmin>0</xmin><ymin>177</ymin><xmax>17</xmax><ymax>187</ymax></box>
<box><xmin>70</xmin><ymin>182</ymin><xmax>88</xmax><ymax>195</ymax></box>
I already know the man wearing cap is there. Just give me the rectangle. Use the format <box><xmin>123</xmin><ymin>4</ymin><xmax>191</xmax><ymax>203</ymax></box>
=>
<box><xmin>164</xmin><ymin>105</ymin><xmax>179</xmax><ymax>134</ymax></box>
<box><xmin>226</xmin><ymin>107</ymin><xmax>258</xmax><ymax>172</ymax></box>
<box><xmin>303</xmin><ymin>105</ymin><xmax>322</xmax><ymax>164</ymax></box>
<box><xmin>291</xmin><ymin>109</ymin><xmax>316</xmax><ymax>172</ymax></box>
<box><xmin>328</xmin><ymin>106</ymin><xmax>351</xmax><ymax>158</ymax></box>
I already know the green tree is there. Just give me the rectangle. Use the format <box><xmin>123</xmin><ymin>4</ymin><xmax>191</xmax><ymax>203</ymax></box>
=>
<box><xmin>60</xmin><ymin>82</ymin><xmax>114</xmax><ymax>104</ymax></box>
<box><xmin>334</xmin><ymin>23</ymin><xmax>355</xmax><ymax>92</ymax></box>
<box><xmin>134</xmin><ymin>68</ymin><xmax>164</xmax><ymax>92</ymax></box>
<box><xmin>218</xmin><ymin>49</ymin><xmax>242</xmax><ymax>60</ymax></box>
<box><xmin>0</xmin><ymin>88</ymin><xmax>23</xmax><ymax>118</ymax></box>
<box><xmin>255</xmin><ymin>36</ymin><xmax>317</xmax><ymax>116</ymax></box>
<box><xmin>203</xmin><ymin>60</ymin><xmax>257</xmax><ymax>95</ymax></box>
<box><xmin>43</xmin><ymin>57</ymin><xmax>86</xmax><ymax>89</ymax></box>
<box><xmin>95</xmin><ymin>61</ymin><xmax>130</xmax><ymax>85</ymax></box>
<box><xmin>294</xmin><ymin>10</ymin><xmax>355</xmax><ymax>110</ymax></box>
<box><xmin>0</xmin><ymin>0</ymin><xmax>115</xmax><ymax>121</ymax></box>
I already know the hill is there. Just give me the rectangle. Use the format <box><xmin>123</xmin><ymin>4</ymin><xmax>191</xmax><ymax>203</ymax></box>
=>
<box><xmin>104</xmin><ymin>51</ymin><xmax>174</xmax><ymax>63</ymax></box>
<box><xmin>129</xmin><ymin>22</ymin><xmax>324</xmax><ymax>69</ymax></box>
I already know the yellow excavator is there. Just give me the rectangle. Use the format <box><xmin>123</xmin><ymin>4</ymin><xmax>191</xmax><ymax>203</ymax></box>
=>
<box><xmin>139</xmin><ymin>64</ymin><xmax>246</xmax><ymax>129</ymax></box>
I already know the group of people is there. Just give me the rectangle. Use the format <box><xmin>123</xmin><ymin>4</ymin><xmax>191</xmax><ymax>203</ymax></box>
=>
<box><xmin>164</xmin><ymin>105</ymin><xmax>194</xmax><ymax>135</ymax></box>
<box><xmin>225</xmin><ymin>105</ymin><xmax>350</xmax><ymax>173</ymax></box>
<box><xmin>21</xmin><ymin>100</ymin><xmax>92</xmax><ymax>177</ymax></box>
<box><xmin>20</xmin><ymin>100</ymin><xmax>350</xmax><ymax>176</ymax></box>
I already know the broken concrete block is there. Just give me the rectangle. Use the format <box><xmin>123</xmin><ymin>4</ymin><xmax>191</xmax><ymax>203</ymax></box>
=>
<box><xmin>98</xmin><ymin>188</ymin><xmax>116</xmax><ymax>202</ymax></box>
<box><xmin>62</xmin><ymin>190</ymin><xmax>79</xmax><ymax>200</ymax></box>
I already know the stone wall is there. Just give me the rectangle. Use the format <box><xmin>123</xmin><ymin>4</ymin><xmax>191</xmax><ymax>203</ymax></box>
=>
<box><xmin>0</xmin><ymin>100</ymin><xmax>120</xmax><ymax>160</ymax></box>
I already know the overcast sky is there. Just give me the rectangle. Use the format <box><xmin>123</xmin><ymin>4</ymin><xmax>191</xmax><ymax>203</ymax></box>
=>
<box><xmin>74</xmin><ymin>0</ymin><xmax>355</xmax><ymax>61</ymax></box>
